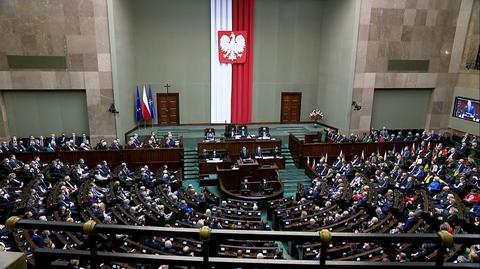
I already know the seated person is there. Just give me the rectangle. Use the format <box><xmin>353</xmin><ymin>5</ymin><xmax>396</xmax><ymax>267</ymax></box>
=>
<box><xmin>258</xmin><ymin>127</ymin><xmax>271</xmax><ymax>138</ymax></box>
<box><xmin>110</xmin><ymin>139</ymin><xmax>123</xmax><ymax>150</ymax></box>
<box><xmin>205</xmin><ymin>128</ymin><xmax>215</xmax><ymax>141</ymax></box>
<box><xmin>164</xmin><ymin>136</ymin><xmax>176</xmax><ymax>148</ymax></box>
<box><xmin>118</xmin><ymin>163</ymin><xmax>134</xmax><ymax>183</ymax></box>
<box><xmin>95</xmin><ymin>140</ymin><xmax>108</xmax><ymax>150</ymax></box>
<box><xmin>254</xmin><ymin>145</ymin><xmax>263</xmax><ymax>157</ymax></box>
<box><xmin>238</xmin><ymin>126</ymin><xmax>249</xmax><ymax>137</ymax></box>
<box><xmin>272</xmin><ymin>146</ymin><xmax>282</xmax><ymax>158</ymax></box>
<box><xmin>239</xmin><ymin>146</ymin><xmax>251</xmax><ymax>160</ymax></box>
<box><xmin>225</xmin><ymin>126</ymin><xmax>237</xmax><ymax>138</ymax></box>
<box><xmin>259</xmin><ymin>178</ymin><xmax>272</xmax><ymax>194</ymax></box>
<box><xmin>200</xmin><ymin>148</ymin><xmax>210</xmax><ymax>159</ymax></box>
<box><xmin>241</xmin><ymin>179</ymin><xmax>251</xmax><ymax>196</ymax></box>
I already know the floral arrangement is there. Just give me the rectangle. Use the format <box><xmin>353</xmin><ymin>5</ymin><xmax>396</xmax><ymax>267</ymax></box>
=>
<box><xmin>309</xmin><ymin>109</ymin><xmax>324</xmax><ymax>121</ymax></box>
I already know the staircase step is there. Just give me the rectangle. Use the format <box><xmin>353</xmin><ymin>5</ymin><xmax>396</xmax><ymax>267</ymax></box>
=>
<box><xmin>184</xmin><ymin>164</ymin><xmax>198</xmax><ymax>167</ymax></box>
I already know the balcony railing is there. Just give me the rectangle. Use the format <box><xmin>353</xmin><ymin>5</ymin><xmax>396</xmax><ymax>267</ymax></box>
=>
<box><xmin>6</xmin><ymin>217</ymin><xmax>480</xmax><ymax>269</ymax></box>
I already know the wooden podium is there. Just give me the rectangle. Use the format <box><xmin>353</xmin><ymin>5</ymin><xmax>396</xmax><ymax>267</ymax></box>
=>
<box><xmin>217</xmin><ymin>159</ymin><xmax>283</xmax><ymax>206</ymax></box>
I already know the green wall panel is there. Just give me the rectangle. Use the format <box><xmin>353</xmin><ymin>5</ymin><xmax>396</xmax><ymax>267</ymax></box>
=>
<box><xmin>7</xmin><ymin>55</ymin><xmax>67</xmax><ymax>69</ymax></box>
<box><xmin>3</xmin><ymin>91</ymin><xmax>89</xmax><ymax>137</ymax></box>
<box><xmin>388</xmin><ymin>60</ymin><xmax>430</xmax><ymax>72</ymax></box>
<box><xmin>371</xmin><ymin>89</ymin><xmax>432</xmax><ymax>129</ymax></box>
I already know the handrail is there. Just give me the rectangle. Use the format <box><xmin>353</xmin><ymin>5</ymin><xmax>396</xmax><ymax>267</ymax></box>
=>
<box><xmin>33</xmin><ymin>249</ymin><xmax>480</xmax><ymax>269</ymax></box>
<box><xmin>6</xmin><ymin>218</ymin><xmax>480</xmax><ymax>269</ymax></box>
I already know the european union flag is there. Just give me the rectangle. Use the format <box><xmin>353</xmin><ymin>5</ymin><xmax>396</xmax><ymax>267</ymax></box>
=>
<box><xmin>135</xmin><ymin>86</ymin><xmax>143</xmax><ymax>121</ymax></box>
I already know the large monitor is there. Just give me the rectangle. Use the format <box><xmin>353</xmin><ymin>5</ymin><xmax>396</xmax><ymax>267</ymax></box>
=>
<box><xmin>452</xmin><ymin>96</ymin><xmax>480</xmax><ymax>123</ymax></box>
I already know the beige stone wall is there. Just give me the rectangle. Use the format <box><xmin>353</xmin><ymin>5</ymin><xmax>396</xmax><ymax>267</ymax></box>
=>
<box><xmin>351</xmin><ymin>0</ymin><xmax>474</xmax><ymax>134</ymax></box>
<box><xmin>0</xmin><ymin>0</ymin><xmax>115</xmax><ymax>142</ymax></box>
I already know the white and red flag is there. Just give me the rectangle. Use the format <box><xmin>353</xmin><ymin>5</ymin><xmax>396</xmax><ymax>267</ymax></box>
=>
<box><xmin>211</xmin><ymin>0</ymin><xmax>254</xmax><ymax>124</ymax></box>
<box><xmin>141</xmin><ymin>85</ymin><xmax>152</xmax><ymax>121</ymax></box>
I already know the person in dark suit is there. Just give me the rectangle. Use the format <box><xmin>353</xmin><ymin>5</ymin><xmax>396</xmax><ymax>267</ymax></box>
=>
<box><xmin>238</xmin><ymin>126</ymin><xmax>249</xmax><ymax>137</ymax></box>
<box><xmin>165</xmin><ymin>137</ymin><xmax>176</xmax><ymax>148</ymax></box>
<box><xmin>14</xmin><ymin>141</ymin><xmax>27</xmax><ymax>152</ymax></box>
<box><xmin>258</xmin><ymin>127</ymin><xmax>270</xmax><ymax>138</ymax></box>
<box><xmin>0</xmin><ymin>158</ymin><xmax>13</xmax><ymax>174</ymax></box>
<box><xmin>27</xmin><ymin>141</ymin><xmax>40</xmax><ymax>153</ymax></box>
<box><xmin>63</xmin><ymin>141</ymin><xmax>76</xmax><ymax>151</ymax></box>
<box><xmin>0</xmin><ymin>142</ymin><xmax>9</xmax><ymax>153</ymax></box>
<box><xmin>118</xmin><ymin>163</ymin><xmax>134</xmax><ymax>183</ymax></box>
<box><xmin>458</xmin><ymin>142</ymin><xmax>469</xmax><ymax>156</ymax></box>
<box><xmin>259</xmin><ymin>178</ymin><xmax>271</xmax><ymax>194</ymax></box>
<box><xmin>254</xmin><ymin>146</ymin><xmax>262</xmax><ymax>157</ymax></box>
<box><xmin>303</xmin><ymin>218</ymin><xmax>320</xmax><ymax>231</ymax></box>
<box><xmin>463</xmin><ymin>100</ymin><xmax>475</xmax><ymax>117</ymax></box>
<box><xmin>96</xmin><ymin>140</ymin><xmax>108</xmax><ymax>150</ymax></box>
<box><xmin>272</xmin><ymin>146</ymin><xmax>282</xmax><ymax>158</ymax></box>
<box><xmin>131</xmin><ymin>133</ymin><xmax>142</xmax><ymax>147</ymax></box>
<box><xmin>57</xmin><ymin>133</ymin><xmax>67</xmax><ymax>147</ymax></box>
<box><xmin>144</xmin><ymin>236</ymin><xmax>163</xmax><ymax>250</ymax></box>
<box><xmin>110</xmin><ymin>139</ymin><xmax>123</xmax><ymax>150</ymax></box>
<box><xmin>226</xmin><ymin>126</ymin><xmax>237</xmax><ymax>138</ymax></box>
<box><xmin>241</xmin><ymin>179</ymin><xmax>251</xmax><ymax>196</ymax></box>
<box><xmin>239</xmin><ymin>146</ymin><xmax>251</xmax><ymax>160</ymax></box>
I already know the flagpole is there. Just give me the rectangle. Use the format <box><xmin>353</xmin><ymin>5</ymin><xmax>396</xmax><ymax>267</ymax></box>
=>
<box><xmin>143</xmin><ymin>83</ymin><xmax>146</xmax><ymax>130</ymax></box>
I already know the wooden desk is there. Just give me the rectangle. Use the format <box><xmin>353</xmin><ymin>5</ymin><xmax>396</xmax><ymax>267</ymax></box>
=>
<box><xmin>198</xmin><ymin>138</ymin><xmax>282</xmax><ymax>167</ymax></box>
<box><xmin>0</xmin><ymin>147</ymin><xmax>183</xmax><ymax>171</ymax></box>
<box><xmin>198</xmin><ymin>156</ymin><xmax>232</xmax><ymax>175</ymax></box>
<box><xmin>198</xmin><ymin>138</ymin><xmax>281</xmax><ymax>155</ymax></box>
<box><xmin>289</xmin><ymin>133</ymin><xmax>437</xmax><ymax>169</ymax></box>
<box><xmin>254</xmin><ymin>156</ymin><xmax>285</xmax><ymax>169</ymax></box>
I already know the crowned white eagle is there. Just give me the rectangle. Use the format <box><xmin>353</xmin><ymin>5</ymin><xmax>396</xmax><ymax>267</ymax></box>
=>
<box><xmin>220</xmin><ymin>32</ymin><xmax>246</xmax><ymax>61</ymax></box>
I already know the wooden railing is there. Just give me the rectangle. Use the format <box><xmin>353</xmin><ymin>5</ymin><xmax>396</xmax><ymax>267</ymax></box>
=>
<box><xmin>289</xmin><ymin>133</ymin><xmax>434</xmax><ymax>169</ymax></box>
<box><xmin>0</xmin><ymin>147</ymin><xmax>184</xmax><ymax>171</ymax></box>
<box><xmin>5</xmin><ymin>218</ymin><xmax>479</xmax><ymax>269</ymax></box>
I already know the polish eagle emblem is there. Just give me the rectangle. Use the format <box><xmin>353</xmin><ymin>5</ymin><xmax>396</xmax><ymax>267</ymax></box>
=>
<box><xmin>218</xmin><ymin>31</ymin><xmax>247</xmax><ymax>63</ymax></box>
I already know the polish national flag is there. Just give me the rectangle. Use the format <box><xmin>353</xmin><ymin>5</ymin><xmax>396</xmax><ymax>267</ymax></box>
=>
<box><xmin>141</xmin><ymin>85</ymin><xmax>152</xmax><ymax>121</ymax></box>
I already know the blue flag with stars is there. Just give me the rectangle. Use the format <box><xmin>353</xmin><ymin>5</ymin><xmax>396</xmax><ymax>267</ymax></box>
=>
<box><xmin>135</xmin><ymin>86</ymin><xmax>143</xmax><ymax>121</ymax></box>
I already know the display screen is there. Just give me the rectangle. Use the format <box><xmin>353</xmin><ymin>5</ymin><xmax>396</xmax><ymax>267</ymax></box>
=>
<box><xmin>452</xmin><ymin>96</ymin><xmax>480</xmax><ymax>123</ymax></box>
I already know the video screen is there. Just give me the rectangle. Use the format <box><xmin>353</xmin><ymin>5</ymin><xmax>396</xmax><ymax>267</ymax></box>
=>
<box><xmin>453</xmin><ymin>96</ymin><xmax>480</xmax><ymax>123</ymax></box>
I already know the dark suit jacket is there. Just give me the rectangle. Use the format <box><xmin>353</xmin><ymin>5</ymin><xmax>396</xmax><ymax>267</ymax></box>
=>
<box><xmin>239</xmin><ymin>130</ymin><xmax>249</xmax><ymax>137</ymax></box>
<box><xmin>240</xmin><ymin>150</ymin><xmax>250</xmax><ymax>159</ymax></box>
<box><xmin>259</xmin><ymin>131</ymin><xmax>270</xmax><ymax>137</ymax></box>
